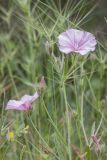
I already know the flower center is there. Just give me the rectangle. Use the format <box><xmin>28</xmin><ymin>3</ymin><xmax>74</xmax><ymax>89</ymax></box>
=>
<box><xmin>23</xmin><ymin>102</ymin><xmax>31</xmax><ymax>110</ymax></box>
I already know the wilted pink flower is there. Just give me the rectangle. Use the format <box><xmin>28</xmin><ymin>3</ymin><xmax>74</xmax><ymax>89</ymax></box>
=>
<box><xmin>39</xmin><ymin>76</ymin><xmax>46</xmax><ymax>90</ymax></box>
<box><xmin>58</xmin><ymin>28</ymin><xmax>97</xmax><ymax>55</ymax></box>
<box><xmin>91</xmin><ymin>135</ymin><xmax>103</xmax><ymax>151</ymax></box>
<box><xmin>5</xmin><ymin>92</ymin><xmax>39</xmax><ymax>111</ymax></box>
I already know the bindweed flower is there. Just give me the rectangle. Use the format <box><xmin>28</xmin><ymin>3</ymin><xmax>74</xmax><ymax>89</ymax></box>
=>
<box><xmin>5</xmin><ymin>92</ymin><xmax>39</xmax><ymax>111</ymax></box>
<box><xmin>58</xmin><ymin>28</ymin><xmax>97</xmax><ymax>55</ymax></box>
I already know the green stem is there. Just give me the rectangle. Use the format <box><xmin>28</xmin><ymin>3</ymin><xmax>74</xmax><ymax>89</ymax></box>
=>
<box><xmin>63</xmin><ymin>84</ymin><xmax>72</xmax><ymax>160</ymax></box>
<box><xmin>80</xmin><ymin>63</ymin><xmax>88</xmax><ymax>146</ymax></box>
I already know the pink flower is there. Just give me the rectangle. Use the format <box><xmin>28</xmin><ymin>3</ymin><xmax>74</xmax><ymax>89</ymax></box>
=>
<box><xmin>5</xmin><ymin>92</ymin><xmax>39</xmax><ymax>111</ymax></box>
<box><xmin>58</xmin><ymin>28</ymin><xmax>97</xmax><ymax>55</ymax></box>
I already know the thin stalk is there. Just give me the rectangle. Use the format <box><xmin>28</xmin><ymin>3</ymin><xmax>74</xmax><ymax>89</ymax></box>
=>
<box><xmin>80</xmin><ymin>63</ymin><xmax>88</xmax><ymax>146</ymax></box>
<box><xmin>63</xmin><ymin>84</ymin><xmax>72</xmax><ymax>160</ymax></box>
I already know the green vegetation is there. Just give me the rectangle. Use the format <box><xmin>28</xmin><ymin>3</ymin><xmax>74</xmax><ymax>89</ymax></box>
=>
<box><xmin>0</xmin><ymin>0</ymin><xmax>107</xmax><ymax>159</ymax></box>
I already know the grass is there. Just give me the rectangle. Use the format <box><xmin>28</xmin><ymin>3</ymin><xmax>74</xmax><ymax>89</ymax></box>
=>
<box><xmin>0</xmin><ymin>0</ymin><xmax>107</xmax><ymax>159</ymax></box>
